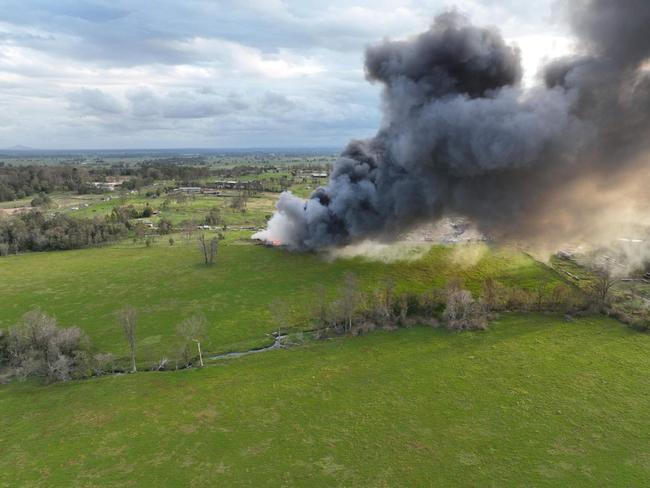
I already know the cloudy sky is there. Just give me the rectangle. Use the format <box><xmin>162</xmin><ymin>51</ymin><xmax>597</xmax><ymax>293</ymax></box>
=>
<box><xmin>0</xmin><ymin>0</ymin><xmax>575</xmax><ymax>149</ymax></box>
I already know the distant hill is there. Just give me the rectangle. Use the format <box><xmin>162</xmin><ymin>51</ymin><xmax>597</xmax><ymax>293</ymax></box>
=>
<box><xmin>5</xmin><ymin>145</ymin><xmax>34</xmax><ymax>151</ymax></box>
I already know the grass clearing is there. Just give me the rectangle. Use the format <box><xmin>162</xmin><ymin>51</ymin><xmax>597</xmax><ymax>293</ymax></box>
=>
<box><xmin>0</xmin><ymin>238</ymin><xmax>562</xmax><ymax>364</ymax></box>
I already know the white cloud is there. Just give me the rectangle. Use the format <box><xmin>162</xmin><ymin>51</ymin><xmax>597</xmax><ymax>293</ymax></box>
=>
<box><xmin>68</xmin><ymin>88</ymin><xmax>124</xmax><ymax>115</ymax></box>
<box><xmin>0</xmin><ymin>0</ymin><xmax>574</xmax><ymax>148</ymax></box>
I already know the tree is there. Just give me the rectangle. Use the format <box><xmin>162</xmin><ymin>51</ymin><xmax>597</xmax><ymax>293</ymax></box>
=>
<box><xmin>30</xmin><ymin>193</ymin><xmax>52</xmax><ymax>208</ymax></box>
<box><xmin>269</xmin><ymin>298</ymin><xmax>290</xmax><ymax>337</ymax></box>
<box><xmin>177</xmin><ymin>315</ymin><xmax>208</xmax><ymax>367</ymax></box>
<box><xmin>312</xmin><ymin>284</ymin><xmax>329</xmax><ymax>331</ymax></box>
<box><xmin>376</xmin><ymin>277</ymin><xmax>396</xmax><ymax>325</ymax></box>
<box><xmin>592</xmin><ymin>266</ymin><xmax>620</xmax><ymax>309</ymax></box>
<box><xmin>133</xmin><ymin>222</ymin><xmax>147</xmax><ymax>242</ymax></box>
<box><xmin>204</xmin><ymin>207</ymin><xmax>221</xmax><ymax>226</ymax></box>
<box><xmin>198</xmin><ymin>233</ymin><xmax>218</xmax><ymax>266</ymax></box>
<box><xmin>117</xmin><ymin>306</ymin><xmax>138</xmax><ymax>372</ymax></box>
<box><xmin>482</xmin><ymin>277</ymin><xmax>500</xmax><ymax>311</ymax></box>
<box><xmin>182</xmin><ymin>220</ymin><xmax>196</xmax><ymax>240</ymax></box>
<box><xmin>230</xmin><ymin>192</ymin><xmax>248</xmax><ymax>212</ymax></box>
<box><xmin>338</xmin><ymin>272</ymin><xmax>360</xmax><ymax>333</ymax></box>
<box><xmin>158</xmin><ymin>218</ymin><xmax>173</xmax><ymax>235</ymax></box>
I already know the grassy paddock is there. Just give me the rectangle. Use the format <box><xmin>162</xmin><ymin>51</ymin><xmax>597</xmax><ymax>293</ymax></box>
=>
<box><xmin>0</xmin><ymin>239</ymin><xmax>561</xmax><ymax>363</ymax></box>
<box><xmin>1</xmin><ymin>314</ymin><xmax>649</xmax><ymax>486</ymax></box>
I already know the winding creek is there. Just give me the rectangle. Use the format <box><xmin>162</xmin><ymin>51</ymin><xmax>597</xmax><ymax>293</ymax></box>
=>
<box><xmin>209</xmin><ymin>333</ymin><xmax>288</xmax><ymax>360</ymax></box>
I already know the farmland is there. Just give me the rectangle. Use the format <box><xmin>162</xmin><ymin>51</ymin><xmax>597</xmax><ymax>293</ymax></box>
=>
<box><xmin>0</xmin><ymin>235</ymin><xmax>558</xmax><ymax>363</ymax></box>
<box><xmin>2</xmin><ymin>314</ymin><xmax>650</xmax><ymax>487</ymax></box>
<box><xmin>1</xmin><ymin>156</ymin><xmax>649</xmax><ymax>487</ymax></box>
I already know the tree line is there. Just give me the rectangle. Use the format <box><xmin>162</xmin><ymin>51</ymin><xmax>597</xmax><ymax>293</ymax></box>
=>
<box><xmin>300</xmin><ymin>274</ymin><xmax>592</xmax><ymax>338</ymax></box>
<box><xmin>0</xmin><ymin>165</ymin><xmax>93</xmax><ymax>202</ymax></box>
<box><xmin>0</xmin><ymin>210</ymin><xmax>128</xmax><ymax>255</ymax></box>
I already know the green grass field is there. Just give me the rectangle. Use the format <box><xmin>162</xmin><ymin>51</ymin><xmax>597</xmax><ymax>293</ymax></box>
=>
<box><xmin>0</xmin><ymin>238</ymin><xmax>560</xmax><ymax>364</ymax></box>
<box><xmin>1</xmin><ymin>314</ymin><xmax>649</xmax><ymax>487</ymax></box>
<box><xmin>4</xmin><ymin>205</ymin><xmax>642</xmax><ymax>487</ymax></box>
<box><xmin>67</xmin><ymin>191</ymin><xmax>277</xmax><ymax>227</ymax></box>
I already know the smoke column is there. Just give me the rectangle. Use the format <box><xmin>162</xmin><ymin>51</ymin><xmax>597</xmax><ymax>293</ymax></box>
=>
<box><xmin>254</xmin><ymin>1</ymin><xmax>650</xmax><ymax>250</ymax></box>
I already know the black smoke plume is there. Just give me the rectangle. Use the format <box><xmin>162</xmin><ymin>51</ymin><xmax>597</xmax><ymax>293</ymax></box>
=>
<box><xmin>254</xmin><ymin>1</ymin><xmax>650</xmax><ymax>250</ymax></box>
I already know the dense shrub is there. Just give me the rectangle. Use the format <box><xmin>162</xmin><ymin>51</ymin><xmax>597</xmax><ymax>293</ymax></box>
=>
<box><xmin>93</xmin><ymin>353</ymin><xmax>117</xmax><ymax>375</ymax></box>
<box><xmin>444</xmin><ymin>288</ymin><xmax>488</xmax><ymax>331</ymax></box>
<box><xmin>5</xmin><ymin>310</ymin><xmax>92</xmax><ymax>382</ymax></box>
<box><xmin>30</xmin><ymin>193</ymin><xmax>52</xmax><ymax>208</ymax></box>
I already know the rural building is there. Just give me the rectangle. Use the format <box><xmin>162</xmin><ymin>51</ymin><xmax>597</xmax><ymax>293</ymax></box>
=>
<box><xmin>92</xmin><ymin>181</ymin><xmax>122</xmax><ymax>191</ymax></box>
<box><xmin>173</xmin><ymin>187</ymin><xmax>202</xmax><ymax>193</ymax></box>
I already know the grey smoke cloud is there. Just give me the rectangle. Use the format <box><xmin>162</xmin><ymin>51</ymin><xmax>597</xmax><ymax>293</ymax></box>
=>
<box><xmin>255</xmin><ymin>1</ymin><xmax>650</xmax><ymax>250</ymax></box>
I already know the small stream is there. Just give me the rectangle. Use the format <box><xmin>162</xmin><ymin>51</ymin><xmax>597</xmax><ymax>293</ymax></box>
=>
<box><xmin>209</xmin><ymin>333</ymin><xmax>288</xmax><ymax>360</ymax></box>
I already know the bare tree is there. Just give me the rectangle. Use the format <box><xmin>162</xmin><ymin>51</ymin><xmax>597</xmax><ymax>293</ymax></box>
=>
<box><xmin>117</xmin><ymin>306</ymin><xmax>138</xmax><ymax>373</ymax></box>
<box><xmin>198</xmin><ymin>233</ymin><xmax>218</xmax><ymax>265</ymax></box>
<box><xmin>592</xmin><ymin>266</ymin><xmax>620</xmax><ymax>309</ymax></box>
<box><xmin>444</xmin><ymin>284</ymin><xmax>487</xmax><ymax>331</ymax></box>
<box><xmin>378</xmin><ymin>277</ymin><xmax>396</xmax><ymax>324</ymax></box>
<box><xmin>93</xmin><ymin>352</ymin><xmax>116</xmax><ymax>375</ymax></box>
<box><xmin>177</xmin><ymin>315</ymin><xmax>208</xmax><ymax>367</ymax></box>
<box><xmin>338</xmin><ymin>272</ymin><xmax>360</xmax><ymax>333</ymax></box>
<box><xmin>312</xmin><ymin>284</ymin><xmax>330</xmax><ymax>331</ymax></box>
<box><xmin>482</xmin><ymin>277</ymin><xmax>499</xmax><ymax>311</ymax></box>
<box><xmin>535</xmin><ymin>282</ymin><xmax>549</xmax><ymax>311</ymax></box>
<box><xmin>6</xmin><ymin>309</ymin><xmax>90</xmax><ymax>382</ymax></box>
<box><xmin>182</xmin><ymin>220</ymin><xmax>196</xmax><ymax>240</ymax></box>
<box><xmin>269</xmin><ymin>298</ymin><xmax>290</xmax><ymax>337</ymax></box>
<box><xmin>133</xmin><ymin>222</ymin><xmax>147</xmax><ymax>242</ymax></box>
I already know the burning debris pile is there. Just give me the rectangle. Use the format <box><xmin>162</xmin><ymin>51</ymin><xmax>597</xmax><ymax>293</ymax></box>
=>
<box><xmin>254</xmin><ymin>1</ymin><xmax>650</xmax><ymax>251</ymax></box>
